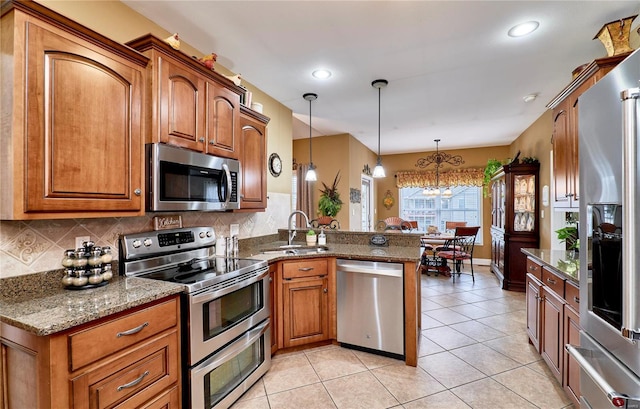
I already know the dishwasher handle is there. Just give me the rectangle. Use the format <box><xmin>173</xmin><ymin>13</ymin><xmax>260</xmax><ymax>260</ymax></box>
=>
<box><xmin>337</xmin><ymin>264</ymin><xmax>403</xmax><ymax>278</ymax></box>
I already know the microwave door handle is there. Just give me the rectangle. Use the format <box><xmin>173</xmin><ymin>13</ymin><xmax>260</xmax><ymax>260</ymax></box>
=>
<box><xmin>621</xmin><ymin>88</ymin><xmax>639</xmax><ymax>341</ymax></box>
<box><xmin>220</xmin><ymin>163</ymin><xmax>232</xmax><ymax>205</ymax></box>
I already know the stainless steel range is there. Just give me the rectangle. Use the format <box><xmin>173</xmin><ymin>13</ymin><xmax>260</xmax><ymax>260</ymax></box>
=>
<box><xmin>119</xmin><ymin>226</ymin><xmax>271</xmax><ymax>409</ymax></box>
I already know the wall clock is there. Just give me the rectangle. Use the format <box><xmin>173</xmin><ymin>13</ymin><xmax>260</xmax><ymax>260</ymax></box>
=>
<box><xmin>268</xmin><ymin>153</ymin><xmax>282</xmax><ymax>177</ymax></box>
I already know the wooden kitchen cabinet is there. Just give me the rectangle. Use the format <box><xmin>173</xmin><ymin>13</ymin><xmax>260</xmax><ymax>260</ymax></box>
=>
<box><xmin>563</xmin><ymin>282</ymin><xmax>581</xmax><ymax>408</ymax></box>
<box><xmin>239</xmin><ymin>105</ymin><xmax>270</xmax><ymax>210</ymax></box>
<box><xmin>126</xmin><ymin>34</ymin><xmax>243</xmax><ymax>160</ymax></box>
<box><xmin>279</xmin><ymin>259</ymin><xmax>330</xmax><ymax>348</ymax></box>
<box><xmin>0</xmin><ymin>296</ymin><xmax>180</xmax><ymax>409</ymax></box>
<box><xmin>1</xmin><ymin>1</ymin><xmax>148</xmax><ymax>219</ymax></box>
<box><xmin>547</xmin><ymin>53</ymin><xmax>630</xmax><ymax>209</ymax></box>
<box><xmin>269</xmin><ymin>263</ymin><xmax>279</xmax><ymax>354</ymax></box>
<box><xmin>490</xmin><ymin>163</ymin><xmax>540</xmax><ymax>291</ymax></box>
<box><xmin>526</xmin><ymin>272</ymin><xmax>542</xmax><ymax>353</ymax></box>
<box><xmin>541</xmin><ymin>284</ymin><xmax>564</xmax><ymax>383</ymax></box>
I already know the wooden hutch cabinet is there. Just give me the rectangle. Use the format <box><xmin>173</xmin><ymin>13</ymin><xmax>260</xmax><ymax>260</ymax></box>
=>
<box><xmin>547</xmin><ymin>53</ymin><xmax>630</xmax><ymax>209</ymax></box>
<box><xmin>490</xmin><ymin>163</ymin><xmax>540</xmax><ymax>291</ymax></box>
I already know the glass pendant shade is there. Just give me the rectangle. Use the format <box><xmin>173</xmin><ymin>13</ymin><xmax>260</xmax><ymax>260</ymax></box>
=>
<box><xmin>305</xmin><ymin>164</ymin><xmax>317</xmax><ymax>181</ymax></box>
<box><xmin>442</xmin><ymin>187</ymin><xmax>453</xmax><ymax>198</ymax></box>
<box><xmin>372</xmin><ymin>158</ymin><xmax>385</xmax><ymax>178</ymax></box>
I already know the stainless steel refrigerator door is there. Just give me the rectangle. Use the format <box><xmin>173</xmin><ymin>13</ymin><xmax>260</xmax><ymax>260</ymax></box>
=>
<box><xmin>579</xmin><ymin>49</ymin><xmax>640</xmax><ymax>378</ymax></box>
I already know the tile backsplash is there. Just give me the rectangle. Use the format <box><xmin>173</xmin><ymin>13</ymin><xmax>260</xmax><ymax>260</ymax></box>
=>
<box><xmin>0</xmin><ymin>192</ymin><xmax>291</xmax><ymax>278</ymax></box>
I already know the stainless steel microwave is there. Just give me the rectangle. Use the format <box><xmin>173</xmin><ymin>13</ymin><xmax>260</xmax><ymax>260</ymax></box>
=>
<box><xmin>146</xmin><ymin>143</ymin><xmax>240</xmax><ymax>212</ymax></box>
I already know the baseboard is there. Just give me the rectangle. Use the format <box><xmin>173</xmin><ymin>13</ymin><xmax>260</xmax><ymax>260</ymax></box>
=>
<box><xmin>474</xmin><ymin>258</ymin><xmax>491</xmax><ymax>266</ymax></box>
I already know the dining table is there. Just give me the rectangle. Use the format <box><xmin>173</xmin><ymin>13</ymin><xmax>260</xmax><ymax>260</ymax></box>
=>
<box><xmin>419</xmin><ymin>233</ymin><xmax>455</xmax><ymax>277</ymax></box>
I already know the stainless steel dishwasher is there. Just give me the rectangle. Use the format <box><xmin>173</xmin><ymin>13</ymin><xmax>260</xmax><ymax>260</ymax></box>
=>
<box><xmin>336</xmin><ymin>259</ymin><xmax>404</xmax><ymax>358</ymax></box>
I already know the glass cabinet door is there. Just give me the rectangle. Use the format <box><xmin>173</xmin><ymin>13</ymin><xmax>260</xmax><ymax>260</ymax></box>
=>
<box><xmin>513</xmin><ymin>174</ymin><xmax>535</xmax><ymax>232</ymax></box>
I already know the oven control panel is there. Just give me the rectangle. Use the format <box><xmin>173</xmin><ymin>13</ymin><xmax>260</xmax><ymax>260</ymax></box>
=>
<box><xmin>120</xmin><ymin>226</ymin><xmax>216</xmax><ymax>260</ymax></box>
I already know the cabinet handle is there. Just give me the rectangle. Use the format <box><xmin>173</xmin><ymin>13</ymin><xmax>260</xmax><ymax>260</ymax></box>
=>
<box><xmin>117</xmin><ymin>370</ymin><xmax>150</xmax><ymax>391</ymax></box>
<box><xmin>573</xmin><ymin>296</ymin><xmax>580</xmax><ymax>304</ymax></box>
<box><xmin>134</xmin><ymin>188</ymin><xmax>141</xmax><ymax>196</ymax></box>
<box><xmin>298</xmin><ymin>267</ymin><xmax>314</xmax><ymax>272</ymax></box>
<box><xmin>529</xmin><ymin>265</ymin><xmax>537</xmax><ymax>271</ymax></box>
<box><xmin>565</xmin><ymin>193</ymin><xmax>574</xmax><ymax>198</ymax></box>
<box><xmin>209</xmin><ymin>141</ymin><xmax>215</xmax><ymax>145</ymax></box>
<box><xmin>546</xmin><ymin>277</ymin><xmax>557</xmax><ymax>285</ymax></box>
<box><xmin>323</xmin><ymin>288</ymin><xmax>328</xmax><ymax>293</ymax></box>
<box><xmin>199</xmin><ymin>137</ymin><xmax>205</xmax><ymax>143</ymax></box>
<box><xmin>116</xmin><ymin>322</ymin><xmax>148</xmax><ymax>337</ymax></box>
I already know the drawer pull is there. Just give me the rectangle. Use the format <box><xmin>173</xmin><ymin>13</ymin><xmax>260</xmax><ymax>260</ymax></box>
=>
<box><xmin>529</xmin><ymin>265</ymin><xmax>538</xmax><ymax>271</ymax></box>
<box><xmin>546</xmin><ymin>277</ymin><xmax>557</xmax><ymax>285</ymax></box>
<box><xmin>298</xmin><ymin>267</ymin><xmax>314</xmax><ymax>272</ymax></box>
<box><xmin>573</xmin><ymin>296</ymin><xmax>580</xmax><ymax>304</ymax></box>
<box><xmin>116</xmin><ymin>322</ymin><xmax>149</xmax><ymax>338</ymax></box>
<box><xmin>117</xmin><ymin>370</ymin><xmax>149</xmax><ymax>391</ymax></box>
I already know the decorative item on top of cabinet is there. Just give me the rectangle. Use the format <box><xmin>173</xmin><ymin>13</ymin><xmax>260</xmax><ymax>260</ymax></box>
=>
<box><xmin>490</xmin><ymin>163</ymin><xmax>540</xmax><ymax>291</ymax></box>
<box><xmin>1</xmin><ymin>1</ymin><xmax>148</xmax><ymax>220</ymax></box>
<box><xmin>546</xmin><ymin>52</ymin><xmax>631</xmax><ymax>209</ymax></box>
<box><xmin>126</xmin><ymin>33</ymin><xmax>244</xmax><ymax>160</ymax></box>
<box><xmin>238</xmin><ymin>105</ymin><xmax>270</xmax><ymax>210</ymax></box>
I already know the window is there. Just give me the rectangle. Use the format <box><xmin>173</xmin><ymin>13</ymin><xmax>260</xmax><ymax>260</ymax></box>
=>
<box><xmin>399</xmin><ymin>186</ymin><xmax>483</xmax><ymax>244</ymax></box>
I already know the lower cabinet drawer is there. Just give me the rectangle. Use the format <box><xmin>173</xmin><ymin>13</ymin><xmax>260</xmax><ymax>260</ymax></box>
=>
<box><xmin>565</xmin><ymin>281</ymin><xmax>580</xmax><ymax>311</ymax></box>
<box><xmin>71</xmin><ymin>330</ymin><xmax>178</xmax><ymax>409</ymax></box>
<box><xmin>68</xmin><ymin>298</ymin><xmax>178</xmax><ymax>371</ymax></box>
<box><xmin>526</xmin><ymin>258</ymin><xmax>543</xmax><ymax>281</ymax></box>
<box><xmin>542</xmin><ymin>268</ymin><xmax>565</xmax><ymax>298</ymax></box>
<box><xmin>282</xmin><ymin>259</ymin><xmax>328</xmax><ymax>279</ymax></box>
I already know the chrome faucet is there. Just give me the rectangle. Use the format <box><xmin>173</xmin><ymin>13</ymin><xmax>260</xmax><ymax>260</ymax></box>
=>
<box><xmin>288</xmin><ymin>210</ymin><xmax>310</xmax><ymax>245</ymax></box>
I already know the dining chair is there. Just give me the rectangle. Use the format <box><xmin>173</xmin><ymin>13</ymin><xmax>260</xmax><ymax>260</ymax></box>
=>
<box><xmin>436</xmin><ymin>226</ymin><xmax>480</xmax><ymax>281</ymax></box>
<box><xmin>444</xmin><ymin>221</ymin><xmax>467</xmax><ymax>233</ymax></box>
<box><xmin>376</xmin><ymin>217</ymin><xmax>414</xmax><ymax>232</ymax></box>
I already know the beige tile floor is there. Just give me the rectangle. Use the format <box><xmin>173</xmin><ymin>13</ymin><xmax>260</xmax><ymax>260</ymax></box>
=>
<box><xmin>231</xmin><ymin>266</ymin><xmax>574</xmax><ymax>409</ymax></box>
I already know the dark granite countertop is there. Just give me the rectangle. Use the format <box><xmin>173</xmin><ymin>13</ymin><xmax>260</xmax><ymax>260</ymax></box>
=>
<box><xmin>0</xmin><ymin>270</ymin><xmax>184</xmax><ymax>336</ymax></box>
<box><xmin>521</xmin><ymin>248</ymin><xmax>580</xmax><ymax>285</ymax></box>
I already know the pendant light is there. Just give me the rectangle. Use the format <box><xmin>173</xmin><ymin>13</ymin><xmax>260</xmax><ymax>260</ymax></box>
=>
<box><xmin>372</xmin><ymin>79</ymin><xmax>388</xmax><ymax>178</ymax></box>
<box><xmin>303</xmin><ymin>93</ymin><xmax>318</xmax><ymax>181</ymax></box>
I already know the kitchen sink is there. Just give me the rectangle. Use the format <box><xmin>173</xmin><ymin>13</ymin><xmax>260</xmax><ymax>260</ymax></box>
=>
<box><xmin>260</xmin><ymin>245</ymin><xmax>329</xmax><ymax>256</ymax></box>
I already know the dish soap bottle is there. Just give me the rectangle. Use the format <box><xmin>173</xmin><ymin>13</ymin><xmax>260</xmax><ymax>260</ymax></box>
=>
<box><xmin>318</xmin><ymin>228</ymin><xmax>327</xmax><ymax>246</ymax></box>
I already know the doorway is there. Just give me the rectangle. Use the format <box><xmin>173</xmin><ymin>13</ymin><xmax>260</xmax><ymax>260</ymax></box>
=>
<box><xmin>361</xmin><ymin>175</ymin><xmax>374</xmax><ymax>231</ymax></box>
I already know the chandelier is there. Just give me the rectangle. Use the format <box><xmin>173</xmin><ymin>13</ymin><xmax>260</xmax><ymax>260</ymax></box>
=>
<box><xmin>421</xmin><ymin>139</ymin><xmax>456</xmax><ymax>198</ymax></box>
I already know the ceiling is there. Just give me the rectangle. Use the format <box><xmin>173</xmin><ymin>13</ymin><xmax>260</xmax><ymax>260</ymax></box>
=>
<box><xmin>123</xmin><ymin>1</ymin><xmax>639</xmax><ymax>155</ymax></box>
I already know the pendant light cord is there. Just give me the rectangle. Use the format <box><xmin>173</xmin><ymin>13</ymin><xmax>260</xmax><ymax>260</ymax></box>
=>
<box><xmin>309</xmin><ymin>97</ymin><xmax>313</xmax><ymax>166</ymax></box>
<box><xmin>377</xmin><ymin>85</ymin><xmax>381</xmax><ymax>160</ymax></box>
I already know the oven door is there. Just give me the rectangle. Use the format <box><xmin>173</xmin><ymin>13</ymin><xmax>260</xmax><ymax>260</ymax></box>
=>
<box><xmin>189</xmin><ymin>319</ymin><xmax>271</xmax><ymax>409</ymax></box>
<box><xmin>188</xmin><ymin>268</ymin><xmax>270</xmax><ymax>365</ymax></box>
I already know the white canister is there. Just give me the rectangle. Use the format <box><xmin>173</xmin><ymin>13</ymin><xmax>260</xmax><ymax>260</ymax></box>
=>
<box><xmin>215</xmin><ymin>237</ymin><xmax>226</xmax><ymax>256</ymax></box>
<box><xmin>251</xmin><ymin>102</ymin><xmax>263</xmax><ymax>113</ymax></box>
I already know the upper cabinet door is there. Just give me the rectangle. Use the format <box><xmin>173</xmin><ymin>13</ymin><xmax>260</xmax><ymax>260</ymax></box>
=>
<box><xmin>157</xmin><ymin>56</ymin><xmax>206</xmax><ymax>152</ymax></box>
<box><xmin>21</xmin><ymin>21</ymin><xmax>145</xmax><ymax>216</ymax></box>
<box><xmin>239</xmin><ymin>111</ymin><xmax>267</xmax><ymax>209</ymax></box>
<box><xmin>206</xmin><ymin>84</ymin><xmax>240</xmax><ymax>159</ymax></box>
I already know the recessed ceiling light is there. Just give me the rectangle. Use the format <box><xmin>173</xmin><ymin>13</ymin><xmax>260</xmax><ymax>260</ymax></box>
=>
<box><xmin>523</xmin><ymin>93</ymin><xmax>538</xmax><ymax>103</ymax></box>
<box><xmin>508</xmin><ymin>21</ymin><xmax>540</xmax><ymax>37</ymax></box>
<box><xmin>312</xmin><ymin>69</ymin><xmax>332</xmax><ymax>79</ymax></box>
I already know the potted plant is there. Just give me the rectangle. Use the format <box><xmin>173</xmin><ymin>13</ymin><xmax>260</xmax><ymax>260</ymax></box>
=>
<box><xmin>306</xmin><ymin>229</ymin><xmax>317</xmax><ymax>246</ymax></box>
<box><xmin>483</xmin><ymin>159</ymin><xmax>503</xmax><ymax>197</ymax></box>
<box><xmin>556</xmin><ymin>226</ymin><xmax>579</xmax><ymax>252</ymax></box>
<box><xmin>318</xmin><ymin>171</ymin><xmax>343</xmax><ymax>217</ymax></box>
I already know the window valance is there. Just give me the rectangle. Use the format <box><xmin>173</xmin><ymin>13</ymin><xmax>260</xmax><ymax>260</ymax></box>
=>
<box><xmin>396</xmin><ymin>168</ymin><xmax>485</xmax><ymax>188</ymax></box>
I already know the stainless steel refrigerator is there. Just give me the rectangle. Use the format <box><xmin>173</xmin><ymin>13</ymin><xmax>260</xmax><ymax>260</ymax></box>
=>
<box><xmin>569</xmin><ymin>49</ymin><xmax>640</xmax><ymax>408</ymax></box>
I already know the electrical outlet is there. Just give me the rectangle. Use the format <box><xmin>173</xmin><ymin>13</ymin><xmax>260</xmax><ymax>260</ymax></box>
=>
<box><xmin>230</xmin><ymin>224</ymin><xmax>239</xmax><ymax>237</ymax></box>
<box><xmin>75</xmin><ymin>236</ymin><xmax>90</xmax><ymax>249</ymax></box>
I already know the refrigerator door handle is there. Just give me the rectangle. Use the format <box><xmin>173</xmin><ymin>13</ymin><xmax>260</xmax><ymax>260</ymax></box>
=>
<box><xmin>621</xmin><ymin>87</ymin><xmax>640</xmax><ymax>342</ymax></box>
<box><xmin>566</xmin><ymin>344</ymin><xmax>640</xmax><ymax>408</ymax></box>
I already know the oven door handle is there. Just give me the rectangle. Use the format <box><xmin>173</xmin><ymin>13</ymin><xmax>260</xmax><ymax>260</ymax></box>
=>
<box><xmin>566</xmin><ymin>344</ymin><xmax>640</xmax><ymax>408</ymax></box>
<box><xmin>191</xmin><ymin>268</ymin><xmax>269</xmax><ymax>304</ymax></box>
<box><xmin>192</xmin><ymin>318</ymin><xmax>269</xmax><ymax>378</ymax></box>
